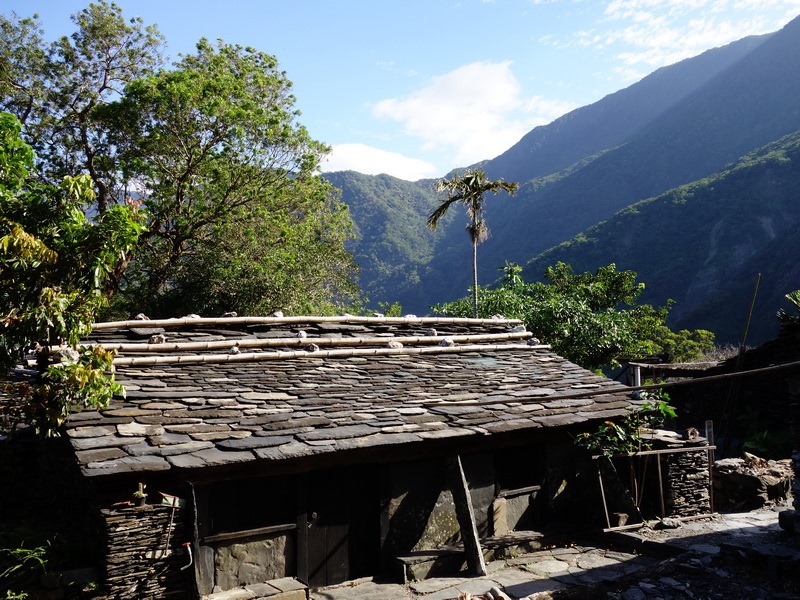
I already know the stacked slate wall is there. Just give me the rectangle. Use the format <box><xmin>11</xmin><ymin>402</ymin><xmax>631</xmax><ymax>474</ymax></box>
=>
<box><xmin>662</xmin><ymin>441</ymin><xmax>711</xmax><ymax>516</ymax></box>
<box><xmin>101</xmin><ymin>504</ymin><xmax>189</xmax><ymax>599</ymax></box>
<box><xmin>637</xmin><ymin>433</ymin><xmax>711</xmax><ymax>518</ymax></box>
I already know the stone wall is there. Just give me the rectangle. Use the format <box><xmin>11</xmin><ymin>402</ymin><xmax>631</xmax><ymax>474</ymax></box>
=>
<box><xmin>212</xmin><ymin>532</ymin><xmax>295</xmax><ymax>591</ymax></box>
<box><xmin>660</xmin><ymin>441</ymin><xmax>712</xmax><ymax>517</ymax></box>
<box><xmin>638</xmin><ymin>431</ymin><xmax>712</xmax><ymax>518</ymax></box>
<box><xmin>381</xmin><ymin>454</ymin><xmax>495</xmax><ymax>563</ymax></box>
<box><xmin>101</xmin><ymin>504</ymin><xmax>190</xmax><ymax>599</ymax></box>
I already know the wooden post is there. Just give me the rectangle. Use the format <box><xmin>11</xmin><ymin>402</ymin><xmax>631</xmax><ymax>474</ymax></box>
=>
<box><xmin>296</xmin><ymin>473</ymin><xmax>309</xmax><ymax>585</ymax></box>
<box><xmin>446</xmin><ymin>455</ymin><xmax>487</xmax><ymax>576</ymax></box>
<box><xmin>190</xmin><ymin>484</ymin><xmax>214</xmax><ymax>596</ymax></box>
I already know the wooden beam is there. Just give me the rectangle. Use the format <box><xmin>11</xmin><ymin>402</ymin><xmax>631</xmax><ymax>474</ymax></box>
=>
<box><xmin>446</xmin><ymin>455</ymin><xmax>487</xmax><ymax>577</ymax></box>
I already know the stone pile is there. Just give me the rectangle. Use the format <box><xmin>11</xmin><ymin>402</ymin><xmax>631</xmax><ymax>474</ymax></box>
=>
<box><xmin>640</xmin><ymin>431</ymin><xmax>711</xmax><ymax>518</ymax></box>
<box><xmin>713</xmin><ymin>452</ymin><xmax>793</xmax><ymax>511</ymax></box>
<box><xmin>663</xmin><ymin>442</ymin><xmax>711</xmax><ymax>517</ymax></box>
<box><xmin>100</xmin><ymin>503</ymin><xmax>189</xmax><ymax>599</ymax></box>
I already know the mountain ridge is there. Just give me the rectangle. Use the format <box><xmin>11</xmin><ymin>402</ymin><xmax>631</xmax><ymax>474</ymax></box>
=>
<box><xmin>326</xmin><ymin>15</ymin><xmax>800</xmax><ymax>344</ymax></box>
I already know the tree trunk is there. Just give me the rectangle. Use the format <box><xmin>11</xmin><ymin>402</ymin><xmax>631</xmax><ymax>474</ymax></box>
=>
<box><xmin>471</xmin><ymin>238</ymin><xmax>479</xmax><ymax>319</ymax></box>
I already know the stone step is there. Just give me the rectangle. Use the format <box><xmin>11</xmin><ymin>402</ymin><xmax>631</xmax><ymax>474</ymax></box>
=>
<box><xmin>395</xmin><ymin>530</ymin><xmax>572</xmax><ymax>582</ymax></box>
<box><xmin>203</xmin><ymin>576</ymin><xmax>307</xmax><ymax>600</ymax></box>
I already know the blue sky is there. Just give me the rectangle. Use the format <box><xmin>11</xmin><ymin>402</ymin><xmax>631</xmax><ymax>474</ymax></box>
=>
<box><xmin>12</xmin><ymin>0</ymin><xmax>800</xmax><ymax>180</ymax></box>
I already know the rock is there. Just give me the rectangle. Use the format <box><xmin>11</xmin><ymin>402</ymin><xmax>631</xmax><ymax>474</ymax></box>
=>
<box><xmin>658</xmin><ymin>517</ymin><xmax>682</xmax><ymax>529</ymax></box>
<box><xmin>778</xmin><ymin>509</ymin><xmax>800</xmax><ymax>533</ymax></box>
<box><xmin>489</xmin><ymin>587</ymin><xmax>512</xmax><ymax>600</ymax></box>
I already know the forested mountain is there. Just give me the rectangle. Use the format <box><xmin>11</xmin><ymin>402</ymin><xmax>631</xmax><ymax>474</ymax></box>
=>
<box><xmin>328</xmin><ymin>15</ymin><xmax>800</xmax><ymax>344</ymax></box>
<box><xmin>323</xmin><ymin>171</ymin><xmax>440</xmax><ymax>309</ymax></box>
<box><xmin>523</xmin><ymin>130</ymin><xmax>800</xmax><ymax>344</ymax></box>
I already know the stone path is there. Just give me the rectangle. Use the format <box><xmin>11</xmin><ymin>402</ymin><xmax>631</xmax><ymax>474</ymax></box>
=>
<box><xmin>310</xmin><ymin>508</ymin><xmax>800</xmax><ymax>600</ymax></box>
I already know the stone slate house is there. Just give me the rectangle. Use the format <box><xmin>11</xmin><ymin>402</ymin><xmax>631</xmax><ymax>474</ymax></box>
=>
<box><xmin>65</xmin><ymin>315</ymin><xmax>637</xmax><ymax>598</ymax></box>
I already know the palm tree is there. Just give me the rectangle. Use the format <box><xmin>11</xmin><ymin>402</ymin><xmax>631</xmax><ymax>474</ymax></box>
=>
<box><xmin>427</xmin><ymin>169</ymin><xmax>519</xmax><ymax>318</ymax></box>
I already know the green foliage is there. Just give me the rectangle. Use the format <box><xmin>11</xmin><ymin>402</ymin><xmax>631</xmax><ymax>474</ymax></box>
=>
<box><xmin>0</xmin><ymin>112</ymin><xmax>140</xmax><ymax>435</ymax></box>
<box><xmin>737</xmin><ymin>405</ymin><xmax>793</xmax><ymax>459</ymax></box>
<box><xmin>777</xmin><ymin>289</ymin><xmax>800</xmax><ymax>333</ymax></box>
<box><xmin>99</xmin><ymin>36</ymin><xmax>356</xmax><ymax>316</ymax></box>
<box><xmin>0</xmin><ymin>527</ymin><xmax>57</xmax><ymax>594</ymax></box>
<box><xmin>433</xmin><ymin>261</ymin><xmax>714</xmax><ymax>370</ymax></box>
<box><xmin>5</xmin><ymin>346</ymin><xmax>122</xmax><ymax>434</ymax></box>
<box><xmin>324</xmin><ymin>171</ymin><xmax>441</xmax><ymax>312</ymax></box>
<box><xmin>377</xmin><ymin>301</ymin><xmax>403</xmax><ymax>317</ymax></box>
<box><xmin>0</xmin><ymin>2</ymin><xmax>165</xmax><ymax>211</ymax></box>
<box><xmin>522</xmin><ymin>130</ymin><xmax>800</xmax><ymax>345</ymax></box>
<box><xmin>2</xmin><ymin>4</ymin><xmax>359</xmax><ymax>319</ymax></box>
<box><xmin>574</xmin><ymin>400</ymin><xmax>677</xmax><ymax>457</ymax></box>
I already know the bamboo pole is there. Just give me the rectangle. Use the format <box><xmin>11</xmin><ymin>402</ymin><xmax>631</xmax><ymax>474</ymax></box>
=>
<box><xmin>90</xmin><ymin>331</ymin><xmax>536</xmax><ymax>353</ymax></box>
<box><xmin>111</xmin><ymin>342</ymin><xmax>542</xmax><ymax>366</ymax></box>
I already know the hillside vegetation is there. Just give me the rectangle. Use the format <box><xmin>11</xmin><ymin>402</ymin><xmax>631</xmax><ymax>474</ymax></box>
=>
<box><xmin>332</xmin><ymin>15</ymin><xmax>800</xmax><ymax>344</ymax></box>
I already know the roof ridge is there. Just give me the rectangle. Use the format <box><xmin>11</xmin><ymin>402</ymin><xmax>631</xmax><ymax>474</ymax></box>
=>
<box><xmin>93</xmin><ymin>315</ymin><xmax>524</xmax><ymax>329</ymax></box>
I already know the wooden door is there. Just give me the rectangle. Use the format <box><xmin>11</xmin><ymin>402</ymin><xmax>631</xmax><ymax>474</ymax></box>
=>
<box><xmin>303</xmin><ymin>466</ymin><xmax>379</xmax><ymax>588</ymax></box>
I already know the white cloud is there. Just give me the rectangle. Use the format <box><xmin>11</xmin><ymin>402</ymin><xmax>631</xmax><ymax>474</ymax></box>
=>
<box><xmin>598</xmin><ymin>0</ymin><xmax>800</xmax><ymax>73</ymax></box>
<box><xmin>322</xmin><ymin>143</ymin><xmax>439</xmax><ymax>181</ymax></box>
<box><xmin>370</xmin><ymin>61</ymin><xmax>576</xmax><ymax>169</ymax></box>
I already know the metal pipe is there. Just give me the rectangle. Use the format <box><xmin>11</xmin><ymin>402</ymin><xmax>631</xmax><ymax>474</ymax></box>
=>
<box><xmin>181</xmin><ymin>542</ymin><xmax>193</xmax><ymax>571</ymax></box>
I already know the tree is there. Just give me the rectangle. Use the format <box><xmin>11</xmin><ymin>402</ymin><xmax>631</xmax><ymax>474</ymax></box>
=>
<box><xmin>148</xmin><ymin>179</ymin><xmax>359</xmax><ymax>317</ymax></box>
<box><xmin>0</xmin><ymin>112</ymin><xmax>143</xmax><ymax>435</ymax></box>
<box><xmin>427</xmin><ymin>169</ymin><xmax>518</xmax><ymax>318</ymax></box>
<box><xmin>1</xmin><ymin>5</ymin><xmax>359</xmax><ymax>318</ymax></box>
<box><xmin>433</xmin><ymin>261</ymin><xmax>715</xmax><ymax>371</ymax></box>
<box><xmin>0</xmin><ymin>2</ymin><xmax>165</xmax><ymax>212</ymax></box>
<box><xmin>99</xmin><ymin>38</ymin><xmax>357</xmax><ymax>316</ymax></box>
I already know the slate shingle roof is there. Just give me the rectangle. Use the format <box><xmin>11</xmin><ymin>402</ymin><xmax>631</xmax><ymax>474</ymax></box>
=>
<box><xmin>64</xmin><ymin>316</ymin><xmax>635</xmax><ymax>477</ymax></box>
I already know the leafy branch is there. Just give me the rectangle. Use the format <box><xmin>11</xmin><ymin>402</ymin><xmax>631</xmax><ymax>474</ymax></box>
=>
<box><xmin>574</xmin><ymin>398</ymin><xmax>676</xmax><ymax>457</ymax></box>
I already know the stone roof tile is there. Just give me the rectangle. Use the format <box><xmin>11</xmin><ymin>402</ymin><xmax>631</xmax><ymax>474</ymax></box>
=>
<box><xmin>63</xmin><ymin>315</ymin><xmax>636</xmax><ymax>477</ymax></box>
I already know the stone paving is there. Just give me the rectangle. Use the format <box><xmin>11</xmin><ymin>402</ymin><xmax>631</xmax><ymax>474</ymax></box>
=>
<box><xmin>309</xmin><ymin>508</ymin><xmax>800</xmax><ymax>600</ymax></box>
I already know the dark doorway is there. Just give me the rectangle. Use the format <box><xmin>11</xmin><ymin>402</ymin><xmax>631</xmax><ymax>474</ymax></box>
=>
<box><xmin>303</xmin><ymin>465</ymin><xmax>380</xmax><ymax>588</ymax></box>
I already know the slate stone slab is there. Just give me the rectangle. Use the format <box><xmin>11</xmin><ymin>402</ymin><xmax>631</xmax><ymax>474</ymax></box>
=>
<box><xmin>218</xmin><ymin>435</ymin><xmax>294</xmax><ymax>449</ymax></box>
<box><xmin>69</xmin><ymin>425</ymin><xmax>117</xmax><ymax>438</ymax></box>
<box><xmin>128</xmin><ymin>326</ymin><xmax>165</xmax><ymax>337</ymax></box>
<box><xmin>297</xmin><ymin>424</ymin><xmax>375</xmax><ymax>441</ymax></box>
<box><xmin>126</xmin><ymin>440</ymin><xmax>214</xmax><ymax>456</ymax></box>
<box><xmin>117</xmin><ymin>423</ymin><xmax>165</xmax><ymax>436</ymax></box>
<box><xmin>532</xmin><ymin>414</ymin><xmax>586</xmax><ymax>427</ymax></box>
<box><xmin>75</xmin><ymin>447</ymin><xmax>127</xmax><ymax>464</ymax></box>
<box><xmin>151</xmin><ymin>432</ymin><xmax>194</xmax><ymax>445</ymax></box>
<box><xmin>102</xmin><ymin>407</ymin><xmax>161</xmax><ymax>417</ymax></box>
<box><xmin>174</xmin><ymin>447</ymin><xmax>254</xmax><ymax>467</ymax></box>
<box><xmin>190</xmin><ymin>430</ymin><xmax>252</xmax><ymax>441</ymax></box>
<box><xmin>72</xmin><ymin>435</ymin><xmax>145</xmax><ymax>450</ymax></box>
<box><xmin>84</xmin><ymin>455</ymin><xmax>171</xmax><ymax>474</ymax></box>
<box><xmin>334</xmin><ymin>432</ymin><xmax>422</xmax><ymax>450</ymax></box>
